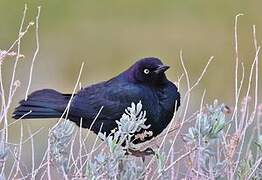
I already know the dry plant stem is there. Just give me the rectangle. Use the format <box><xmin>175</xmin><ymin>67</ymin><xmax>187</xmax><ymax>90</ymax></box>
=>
<box><xmin>25</xmin><ymin>6</ymin><xmax>41</xmax><ymax>100</ymax></box>
<box><xmin>7</xmin><ymin>152</ymin><xmax>17</xmax><ymax>179</ymax></box>
<box><xmin>18</xmin><ymin>163</ymin><xmax>48</xmax><ymax>180</ymax></box>
<box><xmin>180</xmin><ymin>56</ymin><xmax>213</xmax><ymax>108</ymax></box>
<box><xmin>26</xmin><ymin>125</ymin><xmax>35</xmax><ymax>180</ymax></box>
<box><xmin>239</xmin><ymin>47</ymin><xmax>260</xmax><ymax>130</ymax></box>
<box><xmin>157</xmin><ymin>72</ymin><xmax>185</xmax><ymax>151</ymax></box>
<box><xmin>8</xmin><ymin>149</ymin><xmax>25</xmax><ymax>179</ymax></box>
<box><xmin>148</xmin><ymin>107</ymin><xmax>200</xmax><ymax>148</ymax></box>
<box><xmin>191</xmin><ymin>168</ymin><xmax>209</xmax><ymax>179</ymax></box>
<box><xmin>197</xmin><ymin>89</ymin><xmax>206</xmax><ymax>178</ymax></box>
<box><xmin>20</xmin><ymin>146</ymin><xmax>48</xmax><ymax>180</ymax></box>
<box><xmin>78</xmin><ymin>118</ymin><xmax>83</xmax><ymax>178</ymax></box>
<box><xmin>67</xmin><ymin>130</ymin><xmax>78</xmax><ymax>173</ymax></box>
<box><xmin>228</xmin><ymin>14</ymin><xmax>245</xmax><ymax>178</ymax></box>
<box><xmin>145</xmin><ymin>51</ymin><xmax>191</xmax><ymax>178</ymax></box>
<box><xmin>70</xmin><ymin>124</ymin><xmax>103</xmax><ymax>177</ymax></box>
<box><xmin>157</xmin><ymin>74</ymin><xmax>184</xmax><ymax>152</ymax></box>
<box><xmin>224</xmin><ymin>62</ymin><xmax>245</xmax><ymax>138</ymax></box>
<box><xmin>158</xmin><ymin>102</ymin><xmax>178</xmax><ymax>150</ymax></box>
<box><xmin>76</xmin><ymin>124</ymin><xmax>104</xmax><ymax>175</ymax></box>
<box><xmin>47</xmin><ymin>128</ymin><xmax>52</xmax><ymax>180</ymax></box>
<box><xmin>146</xmin><ymin>51</ymin><xmax>198</xmax><ymax>178</ymax></box>
<box><xmin>0</xmin><ymin>66</ymin><xmax>6</xmax><ymax>125</ymax></box>
<box><xmin>253</xmin><ymin>24</ymin><xmax>260</xmax><ymax>140</ymax></box>
<box><xmin>228</xmin><ymin>20</ymin><xmax>260</xmax><ymax>179</ymax></box>
<box><xmin>63</xmin><ymin>62</ymin><xmax>84</xmax><ymax>120</ymax></box>
<box><xmin>141</xmin><ymin>74</ymin><xmax>186</xmax><ymax>148</ymax></box>
<box><xmin>36</xmin><ymin>152</ymin><xmax>48</xmax><ymax>178</ymax></box>
<box><xmin>245</xmin><ymin>125</ymin><xmax>256</xmax><ymax>158</ymax></box>
<box><xmin>170</xmin><ymin>145</ymin><xmax>175</xmax><ymax>178</ymax></box>
<box><xmin>156</xmin><ymin>147</ymin><xmax>197</xmax><ymax>179</ymax></box>
<box><xmin>1</xmin><ymin>5</ymin><xmax>37</xmax><ymax>177</ymax></box>
<box><xmin>178</xmin><ymin>50</ymin><xmax>191</xmax><ymax>120</ymax></box>
<box><xmin>163</xmin><ymin>96</ymin><xmax>182</xmax><ymax>163</ymax></box>
<box><xmin>175</xmin><ymin>54</ymin><xmax>213</xmax><ymax>143</ymax></box>
<box><xmin>166</xmin><ymin>55</ymin><xmax>212</xmax><ymax>168</ymax></box>
<box><xmin>240</xmin><ymin>49</ymin><xmax>259</xmax><ymax>137</ymax></box>
<box><xmin>13</xmin><ymin>121</ymin><xmax>24</xmax><ymax>179</ymax></box>
<box><xmin>52</xmin><ymin>62</ymin><xmax>85</xmax><ymax>131</ymax></box>
<box><xmin>6</xmin><ymin>127</ymin><xmax>43</xmax><ymax>147</ymax></box>
<box><xmin>70</xmin><ymin>108</ymin><xmax>104</xmax><ymax>174</ymax></box>
<box><xmin>231</xmin><ymin>46</ymin><xmax>260</xmax><ymax>179</ymax></box>
<box><xmin>3</xmin><ymin>6</ymin><xmax>34</xmax><ymax>121</ymax></box>
<box><xmin>8</xmin><ymin>3</ymin><xmax>27</xmax><ymax>102</ymax></box>
<box><xmin>0</xmin><ymin>111</ymin><xmax>32</xmax><ymax>134</ymax></box>
<box><xmin>253</xmin><ymin>25</ymin><xmax>259</xmax><ymax>119</ymax></box>
<box><xmin>82</xmin><ymin>106</ymin><xmax>103</xmax><ymax>145</ymax></box>
<box><xmin>62</xmin><ymin>168</ymin><xmax>69</xmax><ymax>180</ymax></box>
<box><xmin>40</xmin><ymin>169</ymin><xmax>47</xmax><ymax>180</ymax></box>
<box><xmin>157</xmin><ymin>101</ymin><xmax>178</xmax><ymax>154</ymax></box>
<box><xmin>233</xmin><ymin>13</ymin><xmax>243</xmax><ymax>131</ymax></box>
<box><xmin>0</xmin><ymin>4</ymin><xmax>34</xmax><ymax>132</ymax></box>
<box><xmin>150</xmin><ymin>52</ymin><xmax>212</xmax><ymax>180</ymax></box>
<box><xmin>177</xmin><ymin>55</ymin><xmax>213</xmax><ymax>122</ymax></box>
<box><xmin>247</xmin><ymin>157</ymin><xmax>262</xmax><ymax>179</ymax></box>
<box><xmin>3</xmin><ymin>4</ymin><xmax>27</xmax><ymax>147</ymax></box>
<box><xmin>46</xmin><ymin>62</ymin><xmax>84</xmax><ymax>179</ymax></box>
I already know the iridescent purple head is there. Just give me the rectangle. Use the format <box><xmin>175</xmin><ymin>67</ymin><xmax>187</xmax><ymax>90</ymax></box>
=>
<box><xmin>126</xmin><ymin>57</ymin><xmax>170</xmax><ymax>86</ymax></box>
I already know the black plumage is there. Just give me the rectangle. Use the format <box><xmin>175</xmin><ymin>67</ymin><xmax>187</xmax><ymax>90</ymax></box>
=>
<box><xmin>13</xmin><ymin>57</ymin><xmax>180</xmax><ymax>143</ymax></box>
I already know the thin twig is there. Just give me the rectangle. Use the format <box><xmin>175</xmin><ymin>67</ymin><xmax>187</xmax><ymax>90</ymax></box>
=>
<box><xmin>25</xmin><ymin>6</ymin><xmax>41</xmax><ymax>100</ymax></box>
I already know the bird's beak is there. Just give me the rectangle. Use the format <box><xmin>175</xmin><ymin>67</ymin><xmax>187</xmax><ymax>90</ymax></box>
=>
<box><xmin>154</xmin><ymin>65</ymin><xmax>170</xmax><ymax>74</ymax></box>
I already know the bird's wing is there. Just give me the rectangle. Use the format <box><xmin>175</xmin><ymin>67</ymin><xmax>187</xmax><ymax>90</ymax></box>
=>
<box><xmin>69</xmin><ymin>79</ymin><xmax>144</xmax><ymax>121</ymax></box>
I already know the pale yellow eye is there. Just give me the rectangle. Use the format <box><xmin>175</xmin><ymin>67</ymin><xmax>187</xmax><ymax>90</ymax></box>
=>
<box><xmin>143</xmin><ymin>68</ymin><xmax>150</xmax><ymax>74</ymax></box>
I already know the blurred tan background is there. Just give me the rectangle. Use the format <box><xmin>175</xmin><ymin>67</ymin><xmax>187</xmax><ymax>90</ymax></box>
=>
<box><xmin>0</xmin><ymin>0</ymin><xmax>261</xmax><ymax>171</ymax></box>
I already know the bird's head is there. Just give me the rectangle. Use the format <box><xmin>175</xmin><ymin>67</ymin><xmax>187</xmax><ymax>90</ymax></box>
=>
<box><xmin>126</xmin><ymin>57</ymin><xmax>170</xmax><ymax>86</ymax></box>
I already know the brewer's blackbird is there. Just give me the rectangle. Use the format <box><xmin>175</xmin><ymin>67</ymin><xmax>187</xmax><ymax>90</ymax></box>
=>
<box><xmin>13</xmin><ymin>57</ymin><xmax>180</xmax><ymax>143</ymax></box>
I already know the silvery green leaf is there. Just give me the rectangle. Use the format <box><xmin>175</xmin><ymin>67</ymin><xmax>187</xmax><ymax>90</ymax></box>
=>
<box><xmin>188</xmin><ymin>127</ymin><xmax>195</xmax><ymax>139</ymax></box>
<box><xmin>0</xmin><ymin>139</ymin><xmax>8</xmax><ymax>160</ymax></box>
<box><xmin>140</xmin><ymin>124</ymin><xmax>150</xmax><ymax>129</ymax></box>
<box><xmin>212</xmin><ymin>120</ymin><xmax>225</xmax><ymax>135</ymax></box>
<box><xmin>95</xmin><ymin>153</ymin><xmax>106</xmax><ymax>164</ymax></box>
<box><xmin>136</xmin><ymin>100</ymin><xmax>142</xmax><ymax>115</ymax></box>
<box><xmin>129</xmin><ymin>102</ymin><xmax>136</xmax><ymax>114</ymax></box>
<box><xmin>255</xmin><ymin>135</ymin><xmax>262</xmax><ymax>151</ymax></box>
<box><xmin>98</xmin><ymin>132</ymin><xmax>106</xmax><ymax>140</ymax></box>
<box><xmin>258</xmin><ymin>135</ymin><xmax>262</xmax><ymax>144</ymax></box>
<box><xmin>155</xmin><ymin>151</ymin><xmax>166</xmax><ymax>173</ymax></box>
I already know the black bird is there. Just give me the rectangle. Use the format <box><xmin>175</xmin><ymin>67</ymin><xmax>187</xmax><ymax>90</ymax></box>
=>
<box><xmin>13</xmin><ymin>57</ymin><xmax>180</xmax><ymax>143</ymax></box>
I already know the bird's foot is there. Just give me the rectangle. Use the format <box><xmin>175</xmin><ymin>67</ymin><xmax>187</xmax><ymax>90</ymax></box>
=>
<box><xmin>126</xmin><ymin>147</ymin><xmax>155</xmax><ymax>161</ymax></box>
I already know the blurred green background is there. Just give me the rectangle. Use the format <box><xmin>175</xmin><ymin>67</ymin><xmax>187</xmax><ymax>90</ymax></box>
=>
<box><xmin>0</xmin><ymin>0</ymin><xmax>261</xmax><ymax>172</ymax></box>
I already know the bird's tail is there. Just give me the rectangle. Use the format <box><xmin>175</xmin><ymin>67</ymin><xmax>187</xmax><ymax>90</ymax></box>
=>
<box><xmin>13</xmin><ymin>89</ymin><xmax>72</xmax><ymax>119</ymax></box>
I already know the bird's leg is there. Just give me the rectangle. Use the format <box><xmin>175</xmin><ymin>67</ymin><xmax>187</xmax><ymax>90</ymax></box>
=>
<box><xmin>126</xmin><ymin>147</ymin><xmax>155</xmax><ymax>162</ymax></box>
